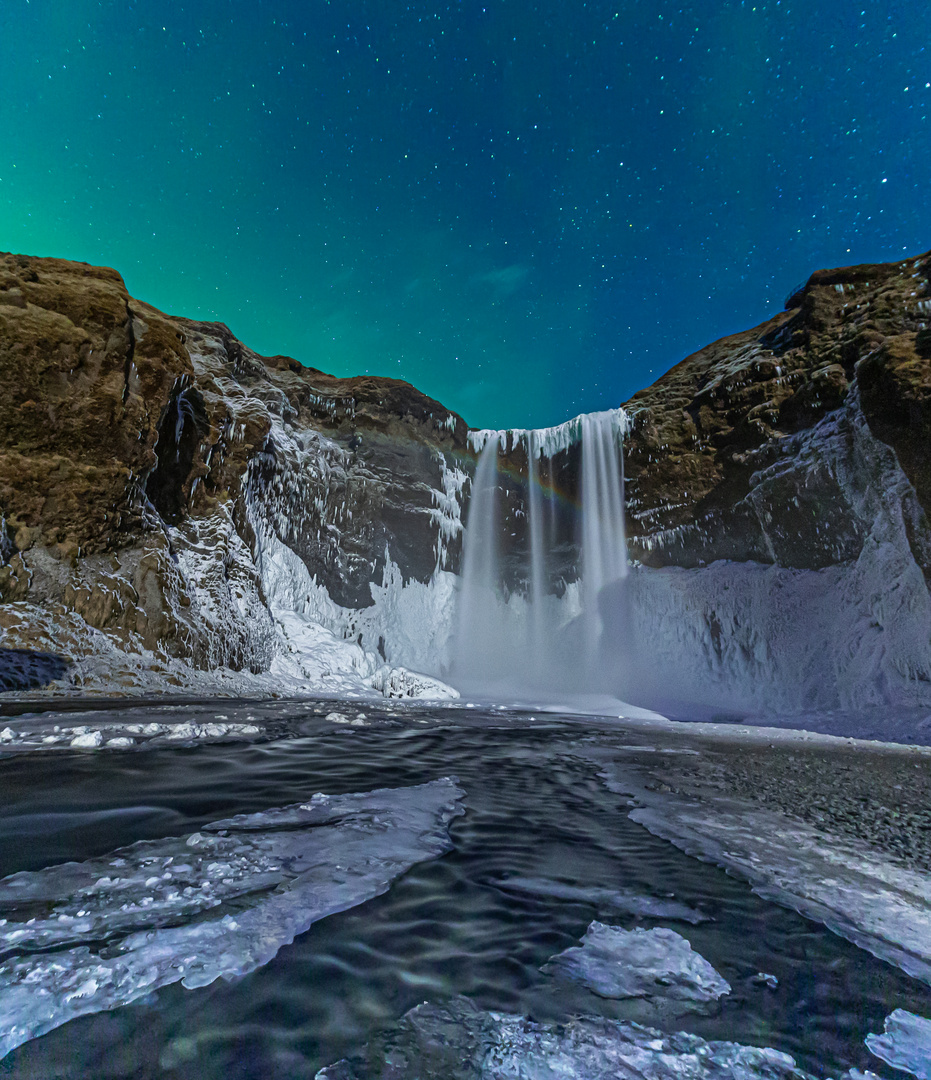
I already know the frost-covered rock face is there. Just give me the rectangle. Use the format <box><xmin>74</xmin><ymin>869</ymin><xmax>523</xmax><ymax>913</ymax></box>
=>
<box><xmin>2</xmin><ymin>248</ymin><xmax>931</xmax><ymax>709</ymax></box>
<box><xmin>623</xmin><ymin>253</ymin><xmax>931</xmax><ymax>575</ymax></box>
<box><xmin>607</xmin><ymin>251</ymin><xmax>931</xmax><ymax>713</ymax></box>
<box><xmin>0</xmin><ymin>252</ymin><xmax>471</xmax><ymax>698</ymax></box>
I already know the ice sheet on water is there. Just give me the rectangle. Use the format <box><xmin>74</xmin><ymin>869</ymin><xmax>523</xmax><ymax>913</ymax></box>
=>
<box><xmin>0</xmin><ymin>716</ymin><xmax>264</xmax><ymax>752</ymax></box>
<box><xmin>544</xmin><ymin>921</ymin><xmax>731</xmax><ymax>1005</ymax></box>
<box><xmin>866</xmin><ymin>1008</ymin><xmax>931</xmax><ymax>1079</ymax></box>
<box><xmin>494</xmin><ymin>875</ymin><xmax>708</xmax><ymax>923</ymax></box>
<box><xmin>0</xmin><ymin>778</ymin><xmax>464</xmax><ymax>1059</ymax></box>
<box><xmin>315</xmin><ymin>997</ymin><xmax>815</xmax><ymax>1080</ymax></box>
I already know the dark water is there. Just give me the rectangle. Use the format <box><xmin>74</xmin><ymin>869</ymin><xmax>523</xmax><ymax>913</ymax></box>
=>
<box><xmin>0</xmin><ymin>701</ymin><xmax>929</xmax><ymax>1079</ymax></box>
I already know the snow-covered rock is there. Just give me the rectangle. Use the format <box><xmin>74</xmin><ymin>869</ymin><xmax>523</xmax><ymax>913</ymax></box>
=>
<box><xmin>0</xmin><ymin>254</ymin><xmax>470</xmax><ymax>700</ymax></box>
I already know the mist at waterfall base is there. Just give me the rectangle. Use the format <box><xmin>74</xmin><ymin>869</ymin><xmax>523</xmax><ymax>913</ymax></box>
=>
<box><xmin>449</xmin><ymin>410</ymin><xmax>642</xmax><ymax>709</ymax></box>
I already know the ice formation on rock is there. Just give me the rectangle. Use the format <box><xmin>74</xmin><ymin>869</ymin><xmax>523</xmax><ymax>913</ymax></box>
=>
<box><xmin>606</xmin><ymin>390</ymin><xmax>931</xmax><ymax>714</ymax></box>
<box><xmin>0</xmin><ymin>778</ymin><xmax>464</xmax><ymax>1058</ymax></box>
<box><xmin>315</xmin><ymin>997</ymin><xmax>816</xmax><ymax>1080</ymax></box>
<box><xmin>544</xmin><ymin>921</ymin><xmax>731</xmax><ymax>1004</ymax></box>
<box><xmin>866</xmin><ymin>1009</ymin><xmax>931</xmax><ymax>1079</ymax></box>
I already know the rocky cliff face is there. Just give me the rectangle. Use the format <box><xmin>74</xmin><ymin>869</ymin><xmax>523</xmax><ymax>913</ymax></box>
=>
<box><xmin>1</xmin><ymin>248</ymin><xmax>930</xmax><ymax>711</ymax></box>
<box><xmin>0</xmin><ymin>252</ymin><xmax>470</xmax><ymax>696</ymax></box>
<box><xmin>623</xmin><ymin>253</ymin><xmax>931</xmax><ymax>573</ymax></box>
<box><xmin>613</xmin><ymin>251</ymin><xmax>931</xmax><ymax>713</ymax></box>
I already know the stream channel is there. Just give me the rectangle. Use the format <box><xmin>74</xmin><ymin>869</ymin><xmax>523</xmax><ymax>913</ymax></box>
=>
<box><xmin>0</xmin><ymin>698</ymin><xmax>929</xmax><ymax>1078</ymax></box>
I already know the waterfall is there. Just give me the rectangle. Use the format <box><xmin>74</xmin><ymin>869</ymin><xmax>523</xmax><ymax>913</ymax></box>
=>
<box><xmin>452</xmin><ymin>442</ymin><xmax>503</xmax><ymax>683</ymax></box>
<box><xmin>451</xmin><ymin>409</ymin><xmax>629</xmax><ymax>698</ymax></box>
<box><xmin>579</xmin><ymin>411</ymin><xmax>629</xmax><ymax>665</ymax></box>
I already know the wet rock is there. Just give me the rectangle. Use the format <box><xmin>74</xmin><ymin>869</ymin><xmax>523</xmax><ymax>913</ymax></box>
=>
<box><xmin>0</xmin><ymin>647</ymin><xmax>69</xmax><ymax>691</ymax></box>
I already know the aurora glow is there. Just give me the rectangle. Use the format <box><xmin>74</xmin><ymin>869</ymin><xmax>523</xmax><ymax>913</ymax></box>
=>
<box><xmin>1</xmin><ymin>0</ymin><xmax>927</xmax><ymax>426</ymax></box>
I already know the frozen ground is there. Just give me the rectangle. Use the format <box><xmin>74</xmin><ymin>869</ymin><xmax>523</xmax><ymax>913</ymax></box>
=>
<box><xmin>544</xmin><ymin>921</ymin><xmax>731</xmax><ymax>1006</ymax></box>
<box><xmin>0</xmin><ymin>778</ymin><xmax>464</xmax><ymax>1057</ymax></box>
<box><xmin>644</xmin><ymin>700</ymin><xmax>931</xmax><ymax>750</ymax></box>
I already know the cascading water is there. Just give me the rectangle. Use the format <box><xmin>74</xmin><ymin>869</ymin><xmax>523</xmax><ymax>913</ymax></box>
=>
<box><xmin>450</xmin><ymin>409</ymin><xmax>629</xmax><ymax>699</ymax></box>
<box><xmin>451</xmin><ymin>441</ymin><xmax>503</xmax><ymax>684</ymax></box>
<box><xmin>579</xmin><ymin>411</ymin><xmax>629</xmax><ymax>665</ymax></box>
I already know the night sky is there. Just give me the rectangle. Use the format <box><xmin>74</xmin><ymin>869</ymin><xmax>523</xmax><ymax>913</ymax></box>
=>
<box><xmin>1</xmin><ymin>2</ymin><xmax>928</xmax><ymax>428</ymax></box>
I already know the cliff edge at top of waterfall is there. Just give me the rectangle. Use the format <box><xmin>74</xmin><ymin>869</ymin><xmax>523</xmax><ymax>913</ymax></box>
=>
<box><xmin>0</xmin><ymin>250</ymin><xmax>470</xmax><ymax>568</ymax></box>
<box><xmin>622</xmin><ymin>250</ymin><xmax>931</xmax><ymax>576</ymax></box>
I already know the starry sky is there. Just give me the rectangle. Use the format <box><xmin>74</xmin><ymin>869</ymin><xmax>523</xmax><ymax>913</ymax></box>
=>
<box><xmin>1</xmin><ymin>1</ymin><xmax>928</xmax><ymax>428</ymax></box>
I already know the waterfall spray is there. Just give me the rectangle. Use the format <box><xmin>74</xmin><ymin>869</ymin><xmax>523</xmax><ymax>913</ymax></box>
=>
<box><xmin>452</xmin><ymin>409</ymin><xmax>629</xmax><ymax>698</ymax></box>
<box><xmin>579</xmin><ymin>411</ymin><xmax>629</xmax><ymax>665</ymax></box>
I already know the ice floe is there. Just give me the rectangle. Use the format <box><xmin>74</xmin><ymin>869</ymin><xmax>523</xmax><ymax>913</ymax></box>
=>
<box><xmin>544</xmin><ymin>921</ymin><xmax>730</xmax><ymax>1005</ymax></box>
<box><xmin>315</xmin><ymin>997</ymin><xmax>815</xmax><ymax>1079</ymax></box>
<box><xmin>494</xmin><ymin>875</ymin><xmax>708</xmax><ymax>922</ymax></box>
<box><xmin>866</xmin><ymin>1008</ymin><xmax>931</xmax><ymax>1079</ymax></box>
<box><xmin>0</xmin><ymin>778</ymin><xmax>464</xmax><ymax>1058</ymax></box>
<box><xmin>0</xmin><ymin>716</ymin><xmax>265</xmax><ymax>752</ymax></box>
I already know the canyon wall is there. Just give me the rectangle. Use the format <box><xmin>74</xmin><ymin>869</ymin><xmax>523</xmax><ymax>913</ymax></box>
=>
<box><xmin>1</xmin><ymin>248</ymin><xmax>930</xmax><ymax>711</ymax></box>
<box><xmin>613</xmin><ymin>250</ymin><xmax>931</xmax><ymax>712</ymax></box>
<box><xmin>0</xmin><ymin>253</ymin><xmax>469</xmax><ymax>696</ymax></box>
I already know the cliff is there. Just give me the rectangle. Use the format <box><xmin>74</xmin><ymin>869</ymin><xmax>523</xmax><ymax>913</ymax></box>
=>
<box><xmin>1</xmin><ymin>248</ymin><xmax>930</xmax><ymax>711</ymax></box>
<box><xmin>624</xmin><ymin>253</ymin><xmax>931</xmax><ymax>575</ymax></box>
<box><xmin>614</xmin><ymin>251</ymin><xmax>931</xmax><ymax>713</ymax></box>
<box><xmin>0</xmin><ymin>252</ymin><xmax>470</xmax><ymax>696</ymax></box>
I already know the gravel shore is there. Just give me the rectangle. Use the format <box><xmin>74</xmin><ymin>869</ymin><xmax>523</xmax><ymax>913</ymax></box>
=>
<box><xmin>634</xmin><ymin>727</ymin><xmax>931</xmax><ymax>875</ymax></box>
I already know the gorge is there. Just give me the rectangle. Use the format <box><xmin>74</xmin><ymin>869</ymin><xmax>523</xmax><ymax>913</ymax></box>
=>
<box><xmin>3</xmin><ymin>249</ymin><xmax>931</xmax><ymax>1078</ymax></box>
<box><xmin>2</xmin><ymin>247</ymin><xmax>930</xmax><ymax>718</ymax></box>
